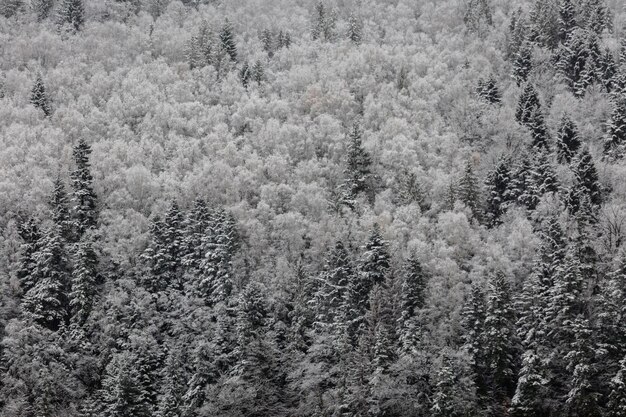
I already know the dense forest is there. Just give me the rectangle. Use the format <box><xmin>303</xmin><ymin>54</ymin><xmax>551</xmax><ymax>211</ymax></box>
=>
<box><xmin>1</xmin><ymin>0</ymin><xmax>626</xmax><ymax>415</ymax></box>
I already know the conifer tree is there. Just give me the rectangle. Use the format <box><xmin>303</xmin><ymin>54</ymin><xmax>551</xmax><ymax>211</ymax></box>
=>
<box><xmin>22</xmin><ymin>228</ymin><xmax>70</xmax><ymax>331</ymax></box>
<box><xmin>567</xmin><ymin>149</ymin><xmax>602</xmax><ymax>215</ymax></box>
<box><xmin>461</xmin><ymin>285</ymin><xmax>487</xmax><ymax>393</ymax></box>
<box><xmin>57</xmin><ymin>0</ymin><xmax>84</xmax><ymax>32</ymax></box>
<box><xmin>347</xmin><ymin>12</ymin><xmax>362</xmax><ymax>45</ymax></box>
<box><xmin>509</xmin><ymin>350</ymin><xmax>549</xmax><ymax>417</ymax></box>
<box><xmin>528</xmin><ymin>0</ymin><xmax>560</xmax><ymax>49</ymax></box>
<box><xmin>69</xmin><ymin>238</ymin><xmax>98</xmax><ymax>327</ymax></box>
<box><xmin>32</xmin><ymin>0</ymin><xmax>53</xmax><ymax>21</ymax></box>
<box><xmin>219</xmin><ymin>19</ymin><xmax>237</xmax><ymax>62</ymax></box>
<box><xmin>311</xmin><ymin>1</ymin><xmax>336</xmax><ymax>42</ymax></box>
<box><xmin>483</xmin><ymin>271</ymin><xmax>517</xmax><ymax>399</ymax></box>
<box><xmin>393</xmin><ymin>170</ymin><xmax>427</xmax><ymax>210</ymax></box>
<box><xmin>156</xmin><ymin>348</ymin><xmax>187</xmax><ymax>417</ymax></box>
<box><xmin>512</xmin><ymin>41</ymin><xmax>533</xmax><ymax>86</ymax></box>
<box><xmin>50</xmin><ymin>176</ymin><xmax>73</xmax><ymax>241</ymax></box>
<box><xmin>532</xmin><ymin>149</ymin><xmax>559</xmax><ymax>196</ymax></box>
<box><xmin>252</xmin><ymin>60</ymin><xmax>264</xmax><ymax>85</ymax></box>
<box><xmin>558</xmin><ymin>0</ymin><xmax>576</xmax><ymax>43</ymax></box>
<box><xmin>313</xmin><ymin>240</ymin><xmax>352</xmax><ymax>328</ymax></box>
<box><xmin>556</xmin><ymin>115</ymin><xmax>581</xmax><ymax>163</ymax></box>
<box><xmin>239</xmin><ymin>61</ymin><xmax>251</xmax><ymax>89</ymax></box>
<box><xmin>608</xmin><ymin>356</ymin><xmax>626</xmax><ymax>417</ymax></box>
<box><xmin>463</xmin><ymin>0</ymin><xmax>493</xmax><ymax>33</ymax></box>
<box><xmin>583</xmin><ymin>0</ymin><xmax>611</xmax><ymax>35</ymax></box>
<box><xmin>477</xmin><ymin>75</ymin><xmax>501</xmax><ymax>104</ymax></box>
<box><xmin>604</xmin><ymin>97</ymin><xmax>626</xmax><ymax>159</ymax></box>
<box><xmin>399</xmin><ymin>257</ymin><xmax>427</xmax><ymax>328</ymax></box>
<box><xmin>1</xmin><ymin>0</ymin><xmax>23</xmax><ymax>18</ymax></box>
<box><xmin>342</xmin><ymin>121</ymin><xmax>373</xmax><ymax>206</ymax></box>
<box><xmin>600</xmin><ymin>48</ymin><xmax>617</xmax><ymax>92</ymax></box>
<box><xmin>16</xmin><ymin>217</ymin><xmax>42</xmax><ymax>294</ymax></box>
<box><xmin>30</xmin><ymin>73</ymin><xmax>52</xmax><ymax>117</ymax></box>
<box><xmin>70</xmin><ymin>138</ymin><xmax>98</xmax><ymax>238</ymax></box>
<box><xmin>100</xmin><ymin>352</ymin><xmax>151</xmax><ymax>417</ymax></box>
<box><xmin>515</xmin><ymin>83</ymin><xmax>541</xmax><ymax>128</ymax></box>
<box><xmin>485</xmin><ymin>156</ymin><xmax>513</xmax><ymax>226</ymax></box>
<box><xmin>510</xmin><ymin>154</ymin><xmax>539</xmax><ymax>210</ymax></box>
<box><xmin>458</xmin><ymin>159</ymin><xmax>481</xmax><ymax>220</ymax></box>
<box><xmin>260</xmin><ymin>29</ymin><xmax>274</xmax><ymax>57</ymax></box>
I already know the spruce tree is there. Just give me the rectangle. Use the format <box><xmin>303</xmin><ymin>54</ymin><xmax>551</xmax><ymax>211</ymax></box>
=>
<box><xmin>32</xmin><ymin>0</ymin><xmax>53</xmax><ymax>21</ymax></box>
<box><xmin>16</xmin><ymin>217</ymin><xmax>42</xmax><ymax>294</ymax></box>
<box><xmin>532</xmin><ymin>149</ymin><xmax>559</xmax><ymax>196</ymax></box>
<box><xmin>477</xmin><ymin>75</ymin><xmax>501</xmax><ymax>104</ymax></box>
<box><xmin>515</xmin><ymin>83</ymin><xmax>541</xmax><ymax>128</ymax></box>
<box><xmin>100</xmin><ymin>352</ymin><xmax>151</xmax><ymax>417</ymax></box>
<box><xmin>311</xmin><ymin>1</ymin><xmax>336</xmax><ymax>42</ymax></box>
<box><xmin>239</xmin><ymin>61</ymin><xmax>251</xmax><ymax>89</ymax></box>
<box><xmin>30</xmin><ymin>73</ymin><xmax>52</xmax><ymax>117</ymax></box>
<box><xmin>558</xmin><ymin>0</ymin><xmax>576</xmax><ymax>43</ymax></box>
<box><xmin>252</xmin><ymin>60</ymin><xmax>264</xmax><ymax>85</ymax></box>
<box><xmin>509</xmin><ymin>350</ymin><xmax>549</xmax><ymax>417</ymax></box>
<box><xmin>399</xmin><ymin>256</ymin><xmax>427</xmax><ymax>327</ymax></box>
<box><xmin>22</xmin><ymin>228</ymin><xmax>70</xmax><ymax>331</ymax></box>
<box><xmin>69</xmin><ymin>238</ymin><xmax>98</xmax><ymax>327</ymax></box>
<box><xmin>604</xmin><ymin>97</ymin><xmax>626</xmax><ymax>159</ymax></box>
<box><xmin>260</xmin><ymin>29</ymin><xmax>274</xmax><ymax>57</ymax></box>
<box><xmin>484</xmin><ymin>155</ymin><xmax>513</xmax><ymax>226</ymax></box>
<box><xmin>608</xmin><ymin>356</ymin><xmax>626</xmax><ymax>417</ymax></box>
<box><xmin>1</xmin><ymin>0</ymin><xmax>23</xmax><ymax>18</ymax></box>
<box><xmin>600</xmin><ymin>48</ymin><xmax>617</xmax><ymax>92</ymax></box>
<box><xmin>557</xmin><ymin>29</ymin><xmax>602</xmax><ymax>98</ymax></box>
<box><xmin>347</xmin><ymin>12</ymin><xmax>362</xmax><ymax>45</ymax></box>
<box><xmin>510</xmin><ymin>154</ymin><xmax>540</xmax><ymax>210</ymax></box>
<box><xmin>57</xmin><ymin>0</ymin><xmax>84</xmax><ymax>32</ymax></box>
<box><xmin>342</xmin><ymin>121</ymin><xmax>373</xmax><ymax>206</ymax></box>
<box><xmin>219</xmin><ymin>19</ymin><xmax>237</xmax><ymax>62</ymax></box>
<box><xmin>70</xmin><ymin>138</ymin><xmax>98</xmax><ymax>238</ymax></box>
<box><xmin>461</xmin><ymin>285</ymin><xmax>487</xmax><ymax>393</ymax></box>
<box><xmin>556</xmin><ymin>115</ymin><xmax>581</xmax><ymax>163</ymax></box>
<box><xmin>567</xmin><ymin>149</ymin><xmax>602</xmax><ymax>215</ymax></box>
<box><xmin>313</xmin><ymin>240</ymin><xmax>352</xmax><ymax>329</ymax></box>
<box><xmin>458</xmin><ymin>159</ymin><xmax>481</xmax><ymax>220</ymax></box>
<box><xmin>50</xmin><ymin>176</ymin><xmax>73</xmax><ymax>241</ymax></box>
<box><xmin>512</xmin><ymin>41</ymin><xmax>533</xmax><ymax>86</ymax></box>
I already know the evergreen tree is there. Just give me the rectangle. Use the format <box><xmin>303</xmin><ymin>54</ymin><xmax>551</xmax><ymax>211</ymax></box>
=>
<box><xmin>557</xmin><ymin>29</ymin><xmax>602</xmax><ymax>97</ymax></box>
<box><xmin>567</xmin><ymin>149</ymin><xmax>602</xmax><ymax>215</ymax></box>
<box><xmin>70</xmin><ymin>138</ymin><xmax>98</xmax><ymax>238</ymax></box>
<box><xmin>49</xmin><ymin>176</ymin><xmax>73</xmax><ymax>241</ymax></box>
<box><xmin>463</xmin><ymin>0</ymin><xmax>493</xmax><ymax>33</ymax></box>
<box><xmin>393</xmin><ymin>170</ymin><xmax>428</xmax><ymax>210</ymax></box>
<box><xmin>0</xmin><ymin>0</ymin><xmax>23</xmax><ymax>18</ymax></box>
<box><xmin>260</xmin><ymin>29</ymin><xmax>274</xmax><ymax>57</ymax></box>
<box><xmin>484</xmin><ymin>155</ymin><xmax>513</xmax><ymax>226</ymax></box>
<box><xmin>477</xmin><ymin>75</ymin><xmax>501</xmax><ymax>104</ymax></box>
<box><xmin>558</xmin><ymin>0</ymin><xmax>576</xmax><ymax>43</ymax></box>
<box><xmin>277</xmin><ymin>30</ymin><xmax>291</xmax><ymax>48</ymax></box>
<box><xmin>604</xmin><ymin>97</ymin><xmax>626</xmax><ymax>159</ymax></box>
<box><xmin>30</xmin><ymin>73</ymin><xmax>52</xmax><ymax>117</ymax></box>
<box><xmin>458</xmin><ymin>158</ymin><xmax>481</xmax><ymax>220</ymax></box>
<box><xmin>342</xmin><ymin>121</ymin><xmax>373</xmax><ymax>206</ymax></box>
<box><xmin>100</xmin><ymin>352</ymin><xmax>151</xmax><ymax>417</ymax></box>
<box><xmin>532</xmin><ymin>149</ymin><xmax>559</xmax><ymax>196</ymax></box>
<box><xmin>57</xmin><ymin>0</ymin><xmax>84</xmax><ymax>31</ymax></box>
<box><xmin>219</xmin><ymin>19</ymin><xmax>237</xmax><ymax>62</ymax></box>
<box><xmin>239</xmin><ymin>61</ymin><xmax>251</xmax><ymax>89</ymax></box>
<box><xmin>583</xmin><ymin>0</ymin><xmax>611</xmax><ymax>35</ymax></box>
<box><xmin>556</xmin><ymin>115</ymin><xmax>581</xmax><ymax>163</ymax></box>
<box><xmin>252</xmin><ymin>59</ymin><xmax>264</xmax><ymax>85</ymax></box>
<box><xmin>513</xmin><ymin>41</ymin><xmax>533</xmax><ymax>86</ymax></box>
<box><xmin>311</xmin><ymin>1</ymin><xmax>336</xmax><ymax>42</ymax></box>
<box><xmin>156</xmin><ymin>348</ymin><xmax>187</xmax><ymax>417</ymax></box>
<box><xmin>399</xmin><ymin>256</ymin><xmax>427</xmax><ymax>328</ymax></box>
<box><xmin>515</xmin><ymin>83</ymin><xmax>541</xmax><ymax>128</ymax></box>
<box><xmin>22</xmin><ymin>228</ymin><xmax>70</xmax><ymax>331</ymax></box>
<box><xmin>313</xmin><ymin>240</ymin><xmax>352</xmax><ymax>328</ymax></box>
<box><xmin>32</xmin><ymin>0</ymin><xmax>53</xmax><ymax>21</ymax></box>
<box><xmin>600</xmin><ymin>48</ymin><xmax>617</xmax><ymax>92</ymax></box>
<box><xmin>347</xmin><ymin>12</ymin><xmax>362</xmax><ymax>45</ymax></box>
<box><xmin>509</xmin><ymin>350</ymin><xmax>549</xmax><ymax>417</ymax></box>
<box><xmin>69</xmin><ymin>238</ymin><xmax>98</xmax><ymax>327</ymax></box>
<box><xmin>528</xmin><ymin>0</ymin><xmax>560</xmax><ymax>49</ymax></box>
<box><xmin>510</xmin><ymin>154</ymin><xmax>540</xmax><ymax>210</ymax></box>
<box><xmin>16</xmin><ymin>217</ymin><xmax>42</xmax><ymax>294</ymax></box>
<box><xmin>461</xmin><ymin>285</ymin><xmax>487</xmax><ymax>393</ymax></box>
<box><xmin>483</xmin><ymin>271</ymin><xmax>517</xmax><ymax>400</ymax></box>
<box><xmin>608</xmin><ymin>356</ymin><xmax>626</xmax><ymax>417</ymax></box>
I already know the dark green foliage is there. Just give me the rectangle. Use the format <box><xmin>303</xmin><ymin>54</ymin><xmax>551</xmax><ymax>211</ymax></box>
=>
<box><xmin>461</xmin><ymin>285</ymin><xmax>487</xmax><ymax>393</ymax></box>
<box><xmin>30</xmin><ymin>73</ymin><xmax>52</xmax><ymax>117</ymax></box>
<box><xmin>16</xmin><ymin>217</ymin><xmax>42</xmax><ymax>294</ymax></box>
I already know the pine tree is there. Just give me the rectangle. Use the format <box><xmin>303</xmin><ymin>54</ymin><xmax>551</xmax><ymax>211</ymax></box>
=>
<box><xmin>509</xmin><ymin>350</ymin><xmax>549</xmax><ymax>417</ymax></box>
<box><xmin>557</xmin><ymin>29</ymin><xmax>602</xmax><ymax>98</ymax></box>
<box><xmin>313</xmin><ymin>240</ymin><xmax>352</xmax><ymax>328</ymax></box>
<box><xmin>604</xmin><ymin>97</ymin><xmax>626</xmax><ymax>159</ymax></box>
<box><xmin>483</xmin><ymin>271</ymin><xmax>517</xmax><ymax>399</ymax></box>
<box><xmin>567</xmin><ymin>149</ymin><xmax>602</xmax><ymax>215</ymax></box>
<box><xmin>16</xmin><ymin>217</ymin><xmax>42</xmax><ymax>294</ymax></box>
<box><xmin>556</xmin><ymin>115</ymin><xmax>581</xmax><ymax>163</ymax></box>
<box><xmin>510</xmin><ymin>154</ymin><xmax>540</xmax><ymax>210</ymax></box>
<box><xmin>515</xmin><ymin>83</ymin><xmax>541</xmax><ymax>128</ymax></box>
<box><xmin>485</xmin><ymin>155</ymin><xmax>513</xmax><ymax>226</ymax></box>
<box><xmin>100</xmin><ymin>352</ymin><xmax>151</xmax><ymax>417</ymax></box>
<box><xmin>252</xmin><ymin>60</ymin><xmax>264</xmax><ymax>85</ymax></box>
<box><xmin>219</xmin><ymin>19</ymin><xmax>237</xmax><ymax>62</ymax></box>
<box><xmin>32</xmin><ymin>0</ymin><xmax>53</xmax><ymax>21</ymax></box>
<box><xmin>70</xmin><ymin>138</ymin><xmax>98</xmax><ymax>238</ymax></box>
<box><xmin>399</xmin><ymin>257</ymin><xmax>427</xmax><ymax>328</ymax></box>
<box><xmin>30</xmin><ymin>73</ymin><xmax>52</xmax><ymax>117</ymax></box>
<box><xmin>50</xmin><ymin>176</ymin><xmax>73</xmax><ymax>241</ymax></box>
<box><xmin>239</xmin><ymin>61</ymin><xmax>251</xmax><ymax>89</ymax></box>
<box><xmin>311</xmin><ymin>1</ymin><xmax>336</xmax><ymax>42</ymax></box>
<box><xmin>69</xmin><ymin>238</ymin><xmax>98</xmax><ymax>327</ymax></box>
<box><xmin>608</xmin><ymin>356</ymin><xmax>626</xmax><ymax>417</ymax></box>
<box><xmin>461</xmin><ymin>285</ymin><xmax>487</xmax><ymax>393</ymax></box>
<box><xmin>22</xmin><ymin>228</ymin><xmax>70</xmax><ymax>331</ymax></box>
<box><xmin>600</xmin><ymin>48</ymin><xmax>617</xmax><ymax>92</ymax></box>
<box><xmin>512</xmin><ymin>41</ymin><xmax>533</xmax><ymax>86</ymax></box>
<box><xmin>260</xmin><ymin>29</ymin><xmax>274</xmax><ymax>57</ymax></box>
<box><xmin>458</xmin><ymin>159</ymin><xmax>481</xmax><ymax>220</ymax></box>
<box><xmin>342</xmin><ymin>121</ymin><xmax>373</xmax><ymax>206</ymax></box>
<box><xmin>57</xmin><ymin>0</ymin><xmax>84</xmax><ymax>32</ymax></box>
<box><xmin>477</xmin><ymin>75</ymin><xmax>501</xmax><ymax>104</ymax></box>
<box><xmin>463</xmin><ymin>0</ymin><xmax>493</xmax><ymax>33</ymax></box>
<box><xmin>347</xmin><ymin>12</ymin><xmax>362</xmax><ymax>45</ymax></box>
<box><xmin>558</xmin><ymin>0</ymin><xmax>576</xmax><ymax>43</ymax></box>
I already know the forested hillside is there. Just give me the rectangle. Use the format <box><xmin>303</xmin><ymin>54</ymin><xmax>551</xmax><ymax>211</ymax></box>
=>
<box><xmin>1</xmin><ymin>0</ymin><xmax>626</xmax><ymax>415</ymax></box>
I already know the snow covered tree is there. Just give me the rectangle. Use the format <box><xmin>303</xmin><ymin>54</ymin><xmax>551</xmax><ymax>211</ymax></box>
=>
<box><xmin>556</xmin><ymin>115</ymin><xmax>581</xmax><ymax>164</ymax></box>
<box><xmin>532</xmin><ymin>149</ymin><xmax>559</xmax><ymax>195</ymax></box>
<box><xmin>219</xmin><ymin>19</ymin><xmax>237</xmax><ymax>62</ymax></box>
<box><xmin>313</xmin><ymin>240</ymin><xmax>352</xmax><ymax>328</ymax></box>
<box><xmin>430</xmin><ymin>356</ymin><xmax>476</xmax><ymax>417</ymax></box>
<box><xmin>608</xmin><ymin>356</ymin><xmax>626</xmax><ymax>417</ymax></box>
<box><xmin>515</xmin><ymin>83</ymin><xmax>541</xmax><ymax>128</ymax></box>
<box><xmin>477</xmin><ymin>75</ymin><xmax>501</xmax><ymax>104</ymax></box>
<box><xmin>31</xmin><ymin>0</ymin><xmax>53</xmax><ymax>21</ymax></box>
<box><xmin>341</xmin><ymin>121</ymin><xmax>373</xmax><ymax>206</ymax></box>
<box><xmin>558</xmin><ymin>0</ymin><xmax>576</xmax><ymax>43</ymax></box>
<box><xmin>582</xmin><ymin>0</ymin><xmax>611</xmax><ymax>35</ymax></box>
<box><xmin>567</xmin><ymin>149</ymin><xmax>602</xmax><ymax>215</ymax></box>
<box><xmin>509</xmin><ymin>350</ymin><xmax>549</xmax><ymax>417</ymax></box>
<box><xmin>1</xmin><ymin>0</ymin><xmax>23</xmax><ymax>18</ymax></box>
<box><xmin>30</xmin><ymin>73</ymin><xmax>51</xmax><ymax>117</ymax></box>
<box><xmin>463</xmin><ymin>0</ymin><xmax>493</xmax><ymax>33</ymax></box>
<box><xmin>600</xmin><ymin>48</ymin><xmax>617</xmax><ymax>91</ymax></box>
<box><xmin>70</xmin><ymin>138</ymin><xmax>98</xmax><ymax>238</ymax></box>
<box><xmin>604</xmin><ymin>97</ymin><xmax>626</xmax><ymax>159</ymax></box>
<box><xmin>252</xmin><ymin>60</ymin><xmax>264</xmax><ymax>85</ymax></box>
<box><xmin>512</xmin><ymin>41</ymin><xmax>533</xmax><ymax>86</ymax></box>
<box><xmin>22</xmin><ymin>228</ymin><xmax>70</xmax><ymax>331</ymax></box>
<box><xmin>347</xmin><ymin>12</ymin><xmax>362</xmax><ymax>45</ymax></box>
<box><xmin>100</xmin><ymin>351</ymin><xmax>151</xmax><ymax>417</ymax></box>
<box><xmin>483</xmin><ymin>271</ymin><xmax>517</xmax><ymax>400</ymax></box>
<box><xmin>69</xmin><ymin>238</ymin><xmax>98</xmax><ymax>327</ymax></box>
<box><xmin>528</xmin><ymin>0</ymin><xmax>560</xmax><ymax>49</ymax></box>
<box><xmin>399</xmin><ymin>256</ymin><xmax>427</xmax><ymax>328</ymax></box>
<box><xmin>311</xmin><ymin>1</ymin><xmax>336</xmax><ymax>42</ymax></box>
<box><xmin>16</xmin><ymin>217</ymin><xmax>42</xmax><ymax>294</ymax></box>
<box><xmin>461</xmin><ymin>285</ymin><xmax>487</xmax><ymax>393</ymax></box>
<box><xmin>458</xmin><ymin>158</ymin><xmax>481</xmax><ymax>220</ymax></box>
<box><xmin>557</xmin><ymin>29</ymin><xmax>602</xmax><ymax>97</ymax></box>
<box><xmin>485</xmin><ymin>155</ymin><xmax>513</xmax><ymax>226</ymax></box>
<box><xmin>57</xmin><ymin>0</ymin><xmax>84</xmax><ymax>32</ymax></box>
<box><xmin>49</xmin><ymin>176</ymin><xmax>73</xmax><ymax>241</ymax></box>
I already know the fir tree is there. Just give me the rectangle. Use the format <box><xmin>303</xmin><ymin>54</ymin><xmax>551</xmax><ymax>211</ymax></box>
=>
<box><xmin>313</xmin><ymin>240</ymin><xmax>352</xmax><ymax>328</ymax></box>
<box><xmin>100</xmin><ymin>352</ymin><xmax>151</xmax><ymax>417</ymax></box>
<box><xmin>347</xmin><ymin>12</ymin><xmax>362</xmax><ymax>45</ymax></box>
<box><xmin>510</xmin><ymin>154</ymin><xmax>540</xmax><ymax>210</ymax></box>
<box><xmin>239</xmin><ymin>61</ymin><xmax>251</xmax><ymax>89</ymax></box>
<box><xmin>16</xmin><ymin>217</ymin><xmax>42</xmax><ymax>294</ymax></box>
<box><xmin>477</xmin><ymin>75</ymin><xmax>501</xmax><ymax>104</ymax></box>
<box><xmin>252</xmin><ymin>60</ymin><xmax>264</xmax><ymax>85</ymax></box>
<box><xmin>461</xmin><ymin>285</ymin><xmax>487</xmax><ymax>393</ymax></box>
<box><xmin>515</xmin><ymin>83</ymin><xmax>541</xmax><ymax>128</ymax></box>
<box><xmin>556</xmin><ymin>115</ymin><xmax>581</xmax><ymax>164</ymax></box>
<box><xmin>57</xmin><ymin>0</ymin><xmax>84</xmax><ymax>32</ymax></box>
<box><xmin>458</xmin><ymin>158</ymin><xmax>481</xmax><ymax>220</ymax></box>
<box><xmin>604</xmin><ymin>97</ymin><xmax>626</xmax><ymax>159</ymax></box>
<box><xmin>32</xmin><ymin>0</ymin><xmax>53</xmax><ymax>21</ymax></box>
<box><xmin>484</xmin><ymin>155</ymin><xmax>513</xmax><ymax>226</ymax></box>
<box><xmin>70</xmin><ymin>138</ymin><xmax>98</xmax><ymax>238</ymax></box>
<box><xmin>558</xmin><ymin>0</ymin><xmax>576</xmax><ymax>43</ymax></box>
<box><xmin>1</xmin><ymin>0</ymin><xmax>23</xmax><ymax>18</ymax></box>
<box><xmin>393</xmin><ymin>170</ymin><xmax>428</xmax><ymax>210</ymax></box>
<box><xmin>277</xmin><ymin>30</ymin><xmax>291</xmax><ymax>48</ymax></box>
<box><xmin>260</xmin><ymin>29</ymin><xmax>274</xmax><ymax>57</ymax></box>
<box><xmin>342</xmin><ymin>121</ymin><xmax>373</xmax><ymax>206</ymax></box>
<box><xmin>557</xmin><ymin>29</ymin><xmax>602</xmax><ymax>98</ymax></box>
<box><xmin>567</xmin><ymin>149</ymin><xmax>602</xmax><ymax>215</ymax></box>
<box><xmin>532</xmin><ymin>149</ymin><xmax>559</xmax><ymax>196</ymax></box>
<box><xmin>30</xmin><ymin>73</ymin><xmax>52</xmax><ymax>117</ymax></box>
<box><xmin>69</xmin><ymin>238</ymin><xmax>98</xmax><ymax>327</ymax></box>
<box><xmin>22</xmin><ymin>228</ymin><xmax>70</xmax><ymax>331</ymax></box>
<box><xmin>399</xmin><ymin>257</ymin><xmax>427</xmax><ymax>327</ymax></box>
<box><xmin>311</xmin><ymin>1</ymin><xmax>336</xmax><ymax>42</ymax></box>
<box><xmin>509</xmin><ymin>350</ymin><xmax>549</xmax><ymax>417</ymax></box>
<box><xmin>528</xmin><ymin>0</ymin><xmax>561</xmax><ymax>49</ymax></box>
<box><xmin>608</xmin><ymin>356</ymin><xmax>626</xmax><ymax>417</ymax></box>
<box><xmin>512</xmin><ymin>41</ymin><xmax>533</xmax><ymax>86</ymax></box>
<box><xmin>49</xmin><ymin>176</ymin><xmax>73</xmax><ymax>241</ymax></box>
<box><xmin>600</xmin><ymin>48</ymin><xmax>617</xmax><ymax>92</ymax></box>
<box><xmin>463</xmin><ymin>0</ymin><xmax>493</xmax><ymax>33</ymax></box>
<box><xmin>219</xmin><ymin>19</ymin><xmax>237</xmax><ymax>62</ymax></box>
